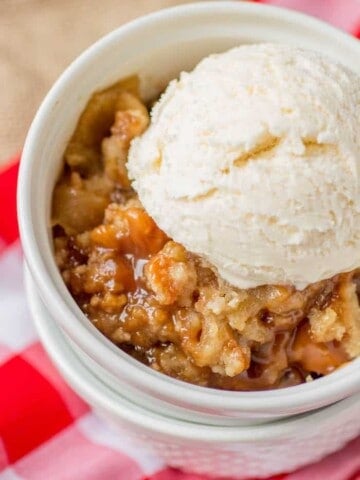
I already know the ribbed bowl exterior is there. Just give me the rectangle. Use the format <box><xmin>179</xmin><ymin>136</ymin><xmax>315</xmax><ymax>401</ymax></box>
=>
<box><xmin>97</xmin><ymin>405</ymin><xmax>360</xmax><ymax>478</ymax></box>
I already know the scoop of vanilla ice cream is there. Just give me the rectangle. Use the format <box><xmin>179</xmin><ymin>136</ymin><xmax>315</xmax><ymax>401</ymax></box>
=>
<box><xmin>128</xmin><ymin>44</ymin><xmax>360</xmax><ymax>289</ymax></box>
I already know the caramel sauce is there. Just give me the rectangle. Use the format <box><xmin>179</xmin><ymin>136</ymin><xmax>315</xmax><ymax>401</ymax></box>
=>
<box><xmin>57</xmin><ymin>217</ymin><xmax>351</xmax><ymax>390</ymax></box>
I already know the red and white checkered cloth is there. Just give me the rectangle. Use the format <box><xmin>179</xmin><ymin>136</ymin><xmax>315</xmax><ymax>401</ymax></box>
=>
<box><xmin>1</xmin><ymin>1</ymin><xmax>360</xmax><ymax>478</ymax></box>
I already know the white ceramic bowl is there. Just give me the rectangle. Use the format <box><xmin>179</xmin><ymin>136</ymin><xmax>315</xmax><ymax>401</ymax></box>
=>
<box><xmin>25</xmin><ymin>267</ymin><xmax>360</xmax><ymax>479</ymax></box>
<box><xmin>18</xmin><ymin>1</ymin><xmax>360</xmax><ymax>425</ymax></box>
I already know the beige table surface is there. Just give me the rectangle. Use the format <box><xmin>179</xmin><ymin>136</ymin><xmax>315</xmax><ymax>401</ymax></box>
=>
<box><xmin>0</xmin><ymin>0</ymin><xmax>197</xmax><ymax>165</ymax></box>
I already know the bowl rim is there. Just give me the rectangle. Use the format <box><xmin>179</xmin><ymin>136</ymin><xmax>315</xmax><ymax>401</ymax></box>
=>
<box><xmin>26</xmin><ymin>265</ymin><xmax>360</xmax><ymax>442</ymax></box>
<box><xmin>18</xmin><ymin>0</ymin><xmax>360</xmax><ymax>416</ymax></box>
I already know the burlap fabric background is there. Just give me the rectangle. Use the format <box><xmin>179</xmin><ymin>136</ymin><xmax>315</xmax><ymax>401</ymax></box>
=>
<box><xmin>0</xmin><ymin>0</ymin><xmax>195</xmax><ymax>165</ymax></box>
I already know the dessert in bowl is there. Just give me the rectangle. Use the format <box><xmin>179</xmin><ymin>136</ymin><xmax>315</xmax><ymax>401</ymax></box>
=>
<box><xmin>18</xmin><ymin>2</ymin><xmax>360</xmax><ymax>424</ymax></box>
<box><xmin>52</xmin><ymin>44</ymin><xmax>360</xmax><ymax>392</ymax></box>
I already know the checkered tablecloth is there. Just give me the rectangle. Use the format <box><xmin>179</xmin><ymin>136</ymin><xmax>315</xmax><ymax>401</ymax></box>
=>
<box><xmin>1</xmin><ymin>1</ymin><xmax>360</xmax><ymax>478</ymax></box>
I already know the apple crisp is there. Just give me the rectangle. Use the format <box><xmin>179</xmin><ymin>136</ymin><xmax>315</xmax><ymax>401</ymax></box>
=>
<box><xmin>52</xmin><ymin>78</ymin><xmax>360</xmax><ymax>390</ymax></box>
